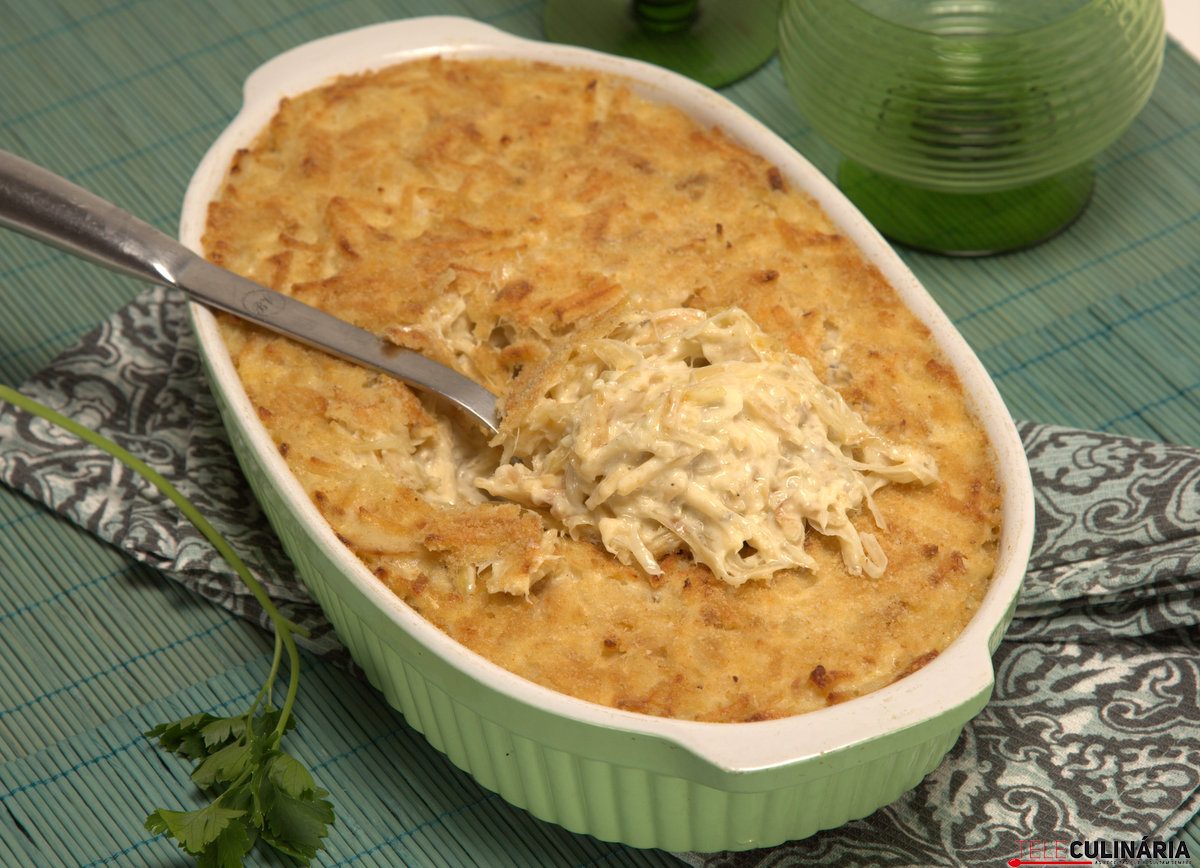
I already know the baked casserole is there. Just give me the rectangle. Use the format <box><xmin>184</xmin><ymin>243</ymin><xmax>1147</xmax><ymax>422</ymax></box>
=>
<box><xmin>204</xmin><ymin>56</ymin><xmax>1002</xmax><ymax>723</ymax></box>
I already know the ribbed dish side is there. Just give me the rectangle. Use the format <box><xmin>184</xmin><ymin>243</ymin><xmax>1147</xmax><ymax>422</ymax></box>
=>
<box><xmin>291</xmin><ymin>555</ymin><xmax>968</xmax><ymax>852</ymax></box>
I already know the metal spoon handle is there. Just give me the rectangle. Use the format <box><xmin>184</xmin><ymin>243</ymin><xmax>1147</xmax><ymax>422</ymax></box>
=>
<box><xmin>0</xmin><ymin>150</ymin><xmax>499</xmax><ymax>433</ymax></box>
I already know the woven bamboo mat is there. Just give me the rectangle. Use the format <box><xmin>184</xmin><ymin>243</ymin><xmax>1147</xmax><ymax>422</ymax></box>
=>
<box><xmin>1</xmin><ymin>2</ymin><xmax>1198</xmax><ymax>865</ymax></box>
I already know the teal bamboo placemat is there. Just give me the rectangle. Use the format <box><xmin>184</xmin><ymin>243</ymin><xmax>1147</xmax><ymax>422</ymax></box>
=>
<box><xmin>1</xmin><ymin>1</ymin><xmax>1198</xmax><ymax>866</ymax></box>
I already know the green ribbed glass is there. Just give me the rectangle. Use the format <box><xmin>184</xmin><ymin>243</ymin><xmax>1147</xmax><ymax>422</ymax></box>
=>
<box><xmin>544</xmin><ymin>0</ymin><xmax>781</xmax><ymax>87</ymax></box>
<box><xmin>779</xmin><ymin>0</ymin><xmax>1166</xmax><ymax>254</ymax></box>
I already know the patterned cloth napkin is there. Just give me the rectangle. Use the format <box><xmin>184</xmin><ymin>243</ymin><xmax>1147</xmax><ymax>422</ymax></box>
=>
<box><xmin>1</xmin><ymin>285</ymin><xmax>1198</xmax><ymax>867</ymax></box>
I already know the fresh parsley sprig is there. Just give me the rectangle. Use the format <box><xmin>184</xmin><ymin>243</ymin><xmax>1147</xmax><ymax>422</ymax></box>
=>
<box><xmin>0</xmin><ymin>384</ymin><xmax>334</xmax><ymax>865</ymax></box>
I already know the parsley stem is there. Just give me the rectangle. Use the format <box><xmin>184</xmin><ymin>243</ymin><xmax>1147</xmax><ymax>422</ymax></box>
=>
<box><xmin>0</xmin><ymin>383</ymin><xmax>307</xmax><ymax>736</ymax></box>
<box><xmin>248</xmin><ymin>630</ymin><xmax>283</xmax><ymax>722</ymax></box>
<box><xmin>276</xmin><ymin>615</ymin><xmax>302</xmax><ymax>738</ymax></box>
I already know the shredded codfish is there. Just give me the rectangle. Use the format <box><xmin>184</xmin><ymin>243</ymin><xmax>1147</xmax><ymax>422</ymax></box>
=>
<box><xmin>478</xmin><ymin>307</ymin><xmax>938</xmax><ymax>588</ymax></box>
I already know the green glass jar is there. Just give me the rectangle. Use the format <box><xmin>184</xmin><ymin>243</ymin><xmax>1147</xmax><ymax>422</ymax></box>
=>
<box><xmin>779</xmin><ymin>0</ymin><xmax>1166</xmax><ymax>254</ymax></box>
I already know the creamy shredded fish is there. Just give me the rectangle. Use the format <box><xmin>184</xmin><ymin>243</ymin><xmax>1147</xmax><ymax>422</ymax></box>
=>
<box><xmin>479</xmin><ymin>307</ymin><xmax>938</xmax><ymax>586</ymax></box>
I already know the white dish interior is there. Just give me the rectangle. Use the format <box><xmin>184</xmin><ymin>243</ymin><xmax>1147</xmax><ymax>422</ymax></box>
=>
<box><xmin>182</xmin><ymin>16</ymin><xmax>1035</xmax><ymax>775</ymax></box>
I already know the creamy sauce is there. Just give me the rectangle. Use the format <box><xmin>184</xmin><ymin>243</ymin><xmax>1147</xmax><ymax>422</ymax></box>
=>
<box><xmin>479</xmin><ymin>308</ymin><xmax>938</xmax><ymax>589</ymax></box>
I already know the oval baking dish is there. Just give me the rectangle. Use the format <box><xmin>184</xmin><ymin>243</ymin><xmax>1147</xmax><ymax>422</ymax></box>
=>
<box><xmin>181</xmin><ymin>16</ymin><xmax>1035</xmax><ymax>853</ymax></box>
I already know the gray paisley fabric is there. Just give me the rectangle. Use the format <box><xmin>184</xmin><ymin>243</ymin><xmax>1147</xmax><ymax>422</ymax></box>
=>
<box><xmin>1</xmin><ymin>285</ymin><xmax>1198</xmax><ymax>867</ymax></box>
<box><xmin>0</xmin><ymin>286</ymin><xmax>344</xmax><ymax>660</ymax></box>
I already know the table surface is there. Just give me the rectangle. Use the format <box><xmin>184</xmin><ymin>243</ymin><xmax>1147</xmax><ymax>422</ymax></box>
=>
<box><xmin>1</xmin><ymin>2</ymin><xmax>1198</xmax><ymax>866</ymax></box>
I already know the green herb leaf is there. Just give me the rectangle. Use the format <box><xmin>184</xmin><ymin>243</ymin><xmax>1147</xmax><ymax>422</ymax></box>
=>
<box><xmin>195</xmin><ymin>819</ymin><xmax>257</xmax><ymax>868</ymax></box>
<box><xmin>267</xmin><ymin>751</ymin><xmax>317</xmax><ymax>797</ymax></box>
<box><xmin>260</xmin><ymin>785</ymin><xmax>335</xmax><ymax>863</ymax></box>
<box><xmin>144</xmin><ymin>805</ymin><xmax>247</xmax><ymax>855</ymax></box>
<box><xmin>250</xmin><ymin>706</ymin><xmax>295</xmax><ymax>741</ymax></box>
<box><xmin>145</xmin><ymin>712</ymin><xmax>211</xmax><ymax>741</ymax></box>
<box><xmin>191</xmin><ymin>741</ymin><xmax>254</xmax><ymax>790</ymax></box>
<box><xmin>146</xmin><ymin>713</ymin><xmax>220</xmax><ymax>760</ymax></box>
<box><xmin>200</xmin><ymin>716</ymin><xmax>246</xmax><ymax>750</ymax></box>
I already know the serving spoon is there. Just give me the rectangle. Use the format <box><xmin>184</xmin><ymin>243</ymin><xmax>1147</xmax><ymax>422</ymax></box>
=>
<box><xmin>0</xmin><ymin>150</ymin><xmax>500</xmax><ymax>433</ymax></box>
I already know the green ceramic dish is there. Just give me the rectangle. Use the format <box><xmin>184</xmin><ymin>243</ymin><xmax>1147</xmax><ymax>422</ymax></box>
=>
<box><xmin>180</xmin><ymin>17</ymin><xmax>1035</xmax><ymax>852</ymax></box>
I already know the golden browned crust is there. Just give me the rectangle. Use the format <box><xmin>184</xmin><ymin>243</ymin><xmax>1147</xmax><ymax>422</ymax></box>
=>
<box><xmin>206</xmin><ymin>57</ymin><xmax>1002</xmax><ymax>722</ymax></box>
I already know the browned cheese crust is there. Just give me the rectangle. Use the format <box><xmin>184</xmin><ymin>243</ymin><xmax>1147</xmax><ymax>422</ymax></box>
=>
<box><xmin>205</xmin><ymin>57</ymin><xmax>1002</xmax><ymax>722</ymax></box>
